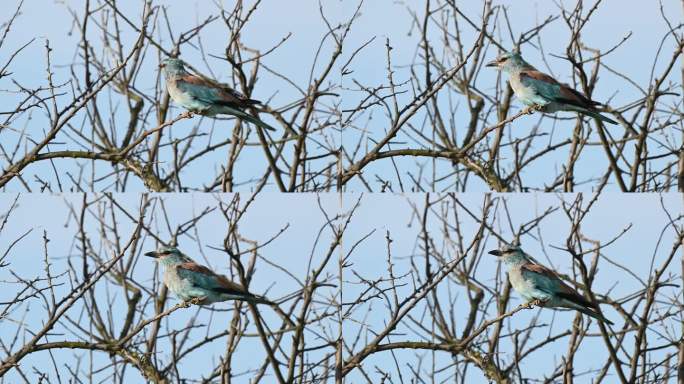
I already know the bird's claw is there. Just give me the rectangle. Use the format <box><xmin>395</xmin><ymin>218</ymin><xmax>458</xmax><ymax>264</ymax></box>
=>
<box><xmin>181</xmin><ymin>297</ymin><xmax>204</xmax><ymax>307</ymax></box>
<box><xmin>523</xmin><ymin>105</ymin><xmax>543</xmax><ymax>115</ymax></box>
<box><xmin>180</xmin><ymin>111</ymin><xmax>195</xmax><ymax>119</ymax></box>
<box><xmin>526</xmin><ymin>299</ymin><xmax>542</xmax><ymax>309</ymax></box>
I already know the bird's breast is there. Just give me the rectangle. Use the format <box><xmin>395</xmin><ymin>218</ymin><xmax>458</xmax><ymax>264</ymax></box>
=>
<box><xmin>166</xmin><ymin>79</ymin><xmax>187</xmax><ymax>103</ymax></box>
<box><xmin>509</xmin><ymin>75</ymin><xmax>536</xmax><ymax>102</ymax></box>
<box><xmin>507</xmin><ymin>266</ymin><xmax>535</xmax><ymax>292</ymax></box>
<box><xmin>508</xmin><ymin>74</ymin><xmax>523</xmax><ymax>93</ymax></box>
<box><xmin>166</xmin><ymin>78</ymin><xmax>206</xmax><ymax>110</ymax></box>
<box><xmin>163</xmin><ymin>267</ymin><xmax>191</xmax><ymax>294</ymax></box>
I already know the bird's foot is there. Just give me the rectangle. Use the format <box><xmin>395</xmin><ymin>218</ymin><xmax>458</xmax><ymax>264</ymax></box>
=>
<box><xmin>523</xmin><ymin>105</ymin><xmax>544</xmax><ymax>115</ymax></box>
<box><xmin>181</xmin><ymin>297</ymin><xmax>204</xmax><ymax>307</ymax></box>
<box><xmin>526</xmin><ymin>299</ymin><xmax>543</xmax><ymax>309</ymax></box>
<box><xmin>180</xmin><ymin>111</ymin><xmax>195</xmax><ymax>119</ymax></box>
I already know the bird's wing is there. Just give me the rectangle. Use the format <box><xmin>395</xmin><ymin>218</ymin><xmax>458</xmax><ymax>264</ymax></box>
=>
<box><xmin>519</xmin><ymin>70</ymin><xmax>598</xmax><ymax>109</ymax></box>
<box><xmin>176</xmin><ymin>74</ymin><xmax>260</xmax><ymax>108</ymax></box>
<box><xmin>175</xmin><ymin>262</ymin><xmax>248</xmax><ymax>295</ymax></box>
<box><xmin>520</xmin><ymin>262</ymin><xmax>596</xmax><ymax>308</ymax></box>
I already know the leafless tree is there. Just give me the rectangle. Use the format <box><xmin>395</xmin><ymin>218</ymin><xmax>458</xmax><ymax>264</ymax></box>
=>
<box><xmin>1</xmin><ymin>0</ymin><xmax>683</xmax><ymax>383</ymax></box>
<box><xmin>0</xmin><ymin>193</ymin><xmax>350</xmax><ymax>382</ymax></box>
<box><xmin>1</xmin><ymin>0</ymin><xmax>682</xmax><ymax>192</ymax></box>
<box><xmin>0</xmin><ymin>0</ymin><xmax>345</xmax><ymax>192</ymax></box>
<box><xmin>341</xmin><ymin>192</ymin><xmax>683</xmax><ymax>383</ymax></box>
<box><xmin>341</xmin><ymin>0</ymin><xmax>684</xmax><ymax>192</ymax></box>
<box><xmin>1</xmin><ymin>192</ymin><xmax>681</xmax><ymax>383</ymax></box>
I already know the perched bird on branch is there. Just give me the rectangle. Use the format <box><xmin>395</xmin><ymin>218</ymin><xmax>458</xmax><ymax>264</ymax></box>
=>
<box><xmin>486</xmin><ymin>52</ymin><xmax>618</xmax><ymax>125</ymax></box>
<box><xmin>145</xmin><ymin>246</ymin><xmax>272</xmax><ymax>305</ymax></box>
<box><xmin>160</xmin><ymin>58</ymin><xmax>276</xmax><ymax>131</ymax></box>
<box><xmin>489</xmin><ymin>244</ymin><xmax>614</xmax><ymax>325</ymax></box>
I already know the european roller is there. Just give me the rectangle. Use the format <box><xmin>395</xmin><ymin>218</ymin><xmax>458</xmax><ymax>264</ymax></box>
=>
<box><xmin>486</xmin><ymin>52</ymin><xmax>618</xmax><ymax>125</ymax></box>
<box><xmin>160</xmin><ymin>58</ymin><xmax>276</xmax><ymax>131</ymax></box>
<box><xmin>489</xmin><ymin>244</ymin><xmax>613</xmax><ymax>325</ymax></box>
<box><xmin>145</xmin><ymin>246</ymin><xmax>273</xmax><ymax>305</ymax></box>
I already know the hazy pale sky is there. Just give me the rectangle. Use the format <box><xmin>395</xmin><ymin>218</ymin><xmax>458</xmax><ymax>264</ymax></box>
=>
<box><xmin>1</xmin><ymin>0</ymin><xmax>681</xmax><ymax>191</ymax></box>
<box><xmin>0</xmin><ymin>0</ymin><xmax>682</xmax><ymax>382</ymax></box>
<box><xmin>343</xmin><ymin>0</ymin><xmax>682</xmax><ymax>191</ymax></box>
<box><xmin>1</xmin><ymin>192</ymin><xmax>681</xmax><ymax>381</ymax></box>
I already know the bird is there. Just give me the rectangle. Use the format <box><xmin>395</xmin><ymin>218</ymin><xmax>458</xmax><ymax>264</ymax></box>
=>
<box><xmin>489</xmin><ymin>244</ymin><xmax>614</xmax><ymax>325</ymax></box>
<box><xmin>145</xmin><ymin>245</ymin><xmax>273</xmax><ymax>305</ymax></box>
<box><xmin>486</xmin><ymin>51</ymin><xmax>618</xmax><ymax>125</ymax></box>
<box><xmin>160</xmin><ymin>58</ymin><xmax>276</xmax><ymax>131</ymax></box>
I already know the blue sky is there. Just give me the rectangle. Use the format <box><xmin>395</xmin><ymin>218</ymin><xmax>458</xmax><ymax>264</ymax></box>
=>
<box><xmin>0</xmin><ymin>0</ymin><xmax>682</xmax><ymax>382</ymax></box>
<box><xmin>341</xmin><ymin>0</ymin><xmax>682</xmax><ymax>191</ymax></box>
<box><xmin>0</xmin><ymin>193</ymin><xmax>343</xmax><ymax>381</ymax></box>
<box><xmin>1</xmin><ymin>0</ymin><xmax>681</xmax><ymax>191</ymax></box>
<box><xmin>1</xmin><ymin>0</ymin><xmax>343</xmax><ymax>191</ymax></box>
<box><xmin>0</xmin><ymin>192</ymin><xmax>681</xmax><ymax>381</ymax></box>
<box><xmin>342</xmin><ymin>193</ymin><xmax>681</xmax><ymax>381</ymax></box>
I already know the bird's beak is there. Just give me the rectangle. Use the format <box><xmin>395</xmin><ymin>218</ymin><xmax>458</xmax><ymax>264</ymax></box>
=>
<box><xmin>488</xmin><ymin>250</ymin><xmax>502</xmax><ymax>256</ymax></box>
<box><xmin>144</xmin><ymin>251</ymin><xmax>158</xmax><ymax>258</ymax></box>
<box><xmin>485</xmin><ymin>60</ymin><xmax>498</xmax><ymax>68</ymax></box>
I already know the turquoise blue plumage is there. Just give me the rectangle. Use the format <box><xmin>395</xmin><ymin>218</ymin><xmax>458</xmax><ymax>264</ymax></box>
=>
<box><xmin>486</xmin><ymin>52</ymin><xmax>618</xmax><ymax>125</ymax></box>
<box><xmin>161</xmin><ymin>58</ymin><xmax>276</xmax><ymax>131</ymax></box>
<box><xmin>145</xmin><ymin>246</ymin><xmax>272</xmax><ymax>305</ymax></box>
<box><xmin>489</xmin><ymin>244</ymin><xmax>614</xmax><ymax>325</ymax></box>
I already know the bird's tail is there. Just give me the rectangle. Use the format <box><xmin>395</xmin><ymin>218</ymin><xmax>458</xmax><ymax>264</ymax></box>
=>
<box><xmin>569</xmin><ymin>107</ymin><xmax>618</xmax><ymax>125</ymax></box>
<box><xmin>244</xmin><ymin>98</ymin><xmax>261</xmax><ymax>106</ymax></box>
<box><xmin>576</xmin><ymin>306</ymin><xmax>614</xmax><ymax>325</ymax></box>
<box><xmin>219</xmin><ymin>105</ymin><xmax>277</xmax><ymax>131</ymax></box>
<box><xmin>243</xmin><ymin>292</ymin><xmax>275</xmax><ymax>305</ymax></box>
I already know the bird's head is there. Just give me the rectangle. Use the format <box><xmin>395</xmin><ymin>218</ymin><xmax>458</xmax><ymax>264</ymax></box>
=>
<box><xmin>160</xmin><ymin>58</ymin><xmax>186</xmax><ymax>76</ymax></box>
<box><xmin>145</xmin><ymin>246</ymin><xmax>187</xmax><ymax>265</ymax></box>
<box><xmin>488</xmin><ymin>243</ymin><xmax>526</xmax><ymax>263</ymax></box>
<box><xmin>485</xmin><ymin>52</ymin><xmax>529</xmax><ymax>72</ymax></box>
